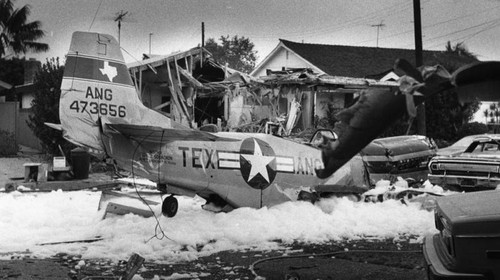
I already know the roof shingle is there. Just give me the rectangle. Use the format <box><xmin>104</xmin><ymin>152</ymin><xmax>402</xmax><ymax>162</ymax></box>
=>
<box><xmin>280</xmin><ymin>39</ymin><xmax>476</xmax><ymax>78</ymax></box>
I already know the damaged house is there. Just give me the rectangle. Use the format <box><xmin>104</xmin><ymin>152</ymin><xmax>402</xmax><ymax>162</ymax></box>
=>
<box><xmin>127</xmin><ymin>47</ymin><xmax>264</xmax><ymax>132</ymax></box>
<box><xmin>126</xmin><ymin>39</ymin><xmax>469</xmax><ymax>136</ymax></box>
<box><xmin>128</xmin><ymin>47</ymin><xmax>224</xmax><ymax>128</ymax></box>
<box><xmin>249</xmin><ymin>39</ymin><xmax>474</xmax><ymax>134</ymax></box>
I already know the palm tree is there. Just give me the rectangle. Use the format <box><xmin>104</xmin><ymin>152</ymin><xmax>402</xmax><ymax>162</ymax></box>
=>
<box><xmin>444</xmin><ymin>41</ymin><xmax>476</xmax><ymax>59</ymax></box>
<box><xmin>0</xmin><ymin>0</ymin><xmax>48</xmax><ymax>58</ymax></box>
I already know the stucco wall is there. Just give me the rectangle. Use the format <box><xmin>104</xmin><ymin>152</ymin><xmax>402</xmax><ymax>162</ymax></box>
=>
<box><xmin>17</xmin><ymin>109</ymin><xmax>42</xmax><ymax>150</ymax></box>
<box><xmin>0</xmin><ymin>102</ymin><xmax>42</xmax><ymax>151</ymax></box>
<box><xmin>0</xmin><ymin>102</ymin><xmax>16</xmax><ymax>134</ymax></box>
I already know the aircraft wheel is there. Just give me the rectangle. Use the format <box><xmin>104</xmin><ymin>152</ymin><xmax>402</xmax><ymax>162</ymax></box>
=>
<box><xmin>162</xmin><ymin>196</ymin><xmax>178</xmax><ymax>217</ymax></box>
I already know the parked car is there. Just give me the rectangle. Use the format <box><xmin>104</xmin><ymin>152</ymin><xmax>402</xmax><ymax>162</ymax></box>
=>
<box><xmin>436</xmin><ymin>134</ymin><xmax>494</xmax><ymax>157</ymax></box>
<box><xmin>360</xmin><ymin>135</ymin><xmax>438</xmax><ymax>186</ymax></box>
<box><xmin>307</xmin><ymin>131</ymin><xmax>438</xmax><ymax>187</ymax></box>
<box><xmin>428</xmin><ymin>134</ymin><xmax>500</xmax><ymax>191</ymax></box>
<box><xmin>423</xmin><ymin>190</ymin><xmax>500</xmax><ymax>279</ymax></box>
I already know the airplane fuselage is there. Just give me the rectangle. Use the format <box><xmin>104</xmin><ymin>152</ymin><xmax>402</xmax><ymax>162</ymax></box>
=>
<box><xmin>103</xmin><ymin>130</ymin><xmax>326</xmax><ymax>209</ymax></box>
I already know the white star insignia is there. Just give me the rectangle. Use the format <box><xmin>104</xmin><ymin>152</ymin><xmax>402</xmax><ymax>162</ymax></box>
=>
<box><xmin>241</xmin><ymin>139</ymin><xmax>275</xmax><ymax>182</ymax></box>
<box><xmin>99</xmin><ymin>61</ymin><xmax>118</xmax><ymax>82</ymax></box>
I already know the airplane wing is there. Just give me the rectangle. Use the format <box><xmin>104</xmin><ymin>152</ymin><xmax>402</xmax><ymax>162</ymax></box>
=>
<box><xmin>106</xmin><ymin>123</ymin><xmax>240</xmax><ymax>143</ymax></box>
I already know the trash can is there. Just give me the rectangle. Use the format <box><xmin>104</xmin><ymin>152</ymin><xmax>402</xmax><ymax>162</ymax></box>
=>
<box><xmin>71</xmin><ymin>147</ymin><xmax>90</xmax><ymax>179</ymax></box>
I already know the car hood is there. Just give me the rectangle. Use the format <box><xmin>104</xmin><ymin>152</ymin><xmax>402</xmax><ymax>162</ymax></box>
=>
<box><xmin>438</xmin><ymin>190</ymin><xmax>500</xmax><ymax>234</ymax></box>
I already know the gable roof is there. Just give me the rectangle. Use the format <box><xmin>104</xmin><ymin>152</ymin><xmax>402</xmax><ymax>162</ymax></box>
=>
<box><xmin>263</xmin><ymin>39</ymin><xmax>476</xmax><ymax>78</ymax></box>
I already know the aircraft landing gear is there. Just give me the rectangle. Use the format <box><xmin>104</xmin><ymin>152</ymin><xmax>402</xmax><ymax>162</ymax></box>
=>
<box><xmin>162</xmin><ymin>195</ymin><xmax>178</xmax><ymax>217</ymax></box>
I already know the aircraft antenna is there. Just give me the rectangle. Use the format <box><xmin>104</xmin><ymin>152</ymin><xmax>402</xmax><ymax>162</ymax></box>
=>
<box><xmin>370</xmin><ymin>20</ymin><xmax>386</xmax><ymax>47</ymax></box>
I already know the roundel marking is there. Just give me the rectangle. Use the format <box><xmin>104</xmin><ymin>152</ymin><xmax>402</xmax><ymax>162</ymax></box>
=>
<box><xmin>239</xmin><ymin>138</ymin><xmax>277</xmax><ymax>189</ymax></box>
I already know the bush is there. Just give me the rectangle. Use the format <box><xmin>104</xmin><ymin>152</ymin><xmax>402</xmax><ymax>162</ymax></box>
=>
<box><xmin>0</xmin><ymin>129</ymin><xmax>19</xmax><ymax>156</ymax></box>
<box><xmin>27</xmin><ymin>58</ymin><xmax>74</xmax><ymax>156</ymax></box>
<box><xmin>456</xmin><ymin>122</ymin><xmax>488</xmax><ymax>140</ymax></box>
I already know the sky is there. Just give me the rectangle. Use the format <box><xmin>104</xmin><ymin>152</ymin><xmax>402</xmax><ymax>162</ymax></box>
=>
<box><xmin>0</xmin><ymin>177</ymin><xmax>444</xmax><ymax>266</ymax></box>
<box><xmin>13</xmin><ymin>0</ymin><xmax>500</xmax><ymax>65</ymax></box>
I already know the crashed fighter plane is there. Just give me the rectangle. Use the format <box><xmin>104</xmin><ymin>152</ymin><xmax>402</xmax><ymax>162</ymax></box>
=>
<box><xmin>52</xmin><ymin>31</ymin><xmax>499</xmax><ymax>217</ymax></box>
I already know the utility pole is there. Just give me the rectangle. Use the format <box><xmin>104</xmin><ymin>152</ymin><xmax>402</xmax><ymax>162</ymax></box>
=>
<box><xmin>149</xmin><ymin>32</ymin><xmax>153</xmax><ymax>55</ymax></box>
<box><xmin>413</xmin><ymin>0</ymin><xmax>425</xmax><ymax>135</ymax></box>
<box><xmin>200</xmin><ymin>22</ymin><xmax>205</xmax><ymax>68</ymax></box>
<box><xmin>413</xmin><ymin>0</ymin><xmax>423</xmax><ymax>67</ymax></box>
<box><xmin>201</xmin><ymin>22</ymin><xmax>205</xmax><ymax>48</ymax></box>
<box><xmin>371</xmin><ymin>20</ymin><xmax>385</xmax><ymax>48</ymax></box>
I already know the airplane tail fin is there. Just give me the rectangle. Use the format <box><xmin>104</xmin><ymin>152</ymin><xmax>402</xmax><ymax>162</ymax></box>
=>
<box><xmin>59</xmin><ymin>31</ymin><xmax>175</xmax><ymax>154</ymax></box>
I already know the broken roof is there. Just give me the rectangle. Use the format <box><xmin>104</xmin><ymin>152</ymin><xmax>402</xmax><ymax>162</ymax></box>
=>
<box><xmin>259</xmin><ymin>69</ymin><xmax>398</xmax><ymax>88</ymax></box>
<box><xmin>127</xmin><ymin>47</ymin><xmax>206</xmax><ymax>71</ymax></box>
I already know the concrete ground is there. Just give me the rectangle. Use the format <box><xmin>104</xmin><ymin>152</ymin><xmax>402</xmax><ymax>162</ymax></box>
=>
<box><xmin>0</xmin><ymin>240</ymin><xmax>427</xmax><ymax>279</ymax></box>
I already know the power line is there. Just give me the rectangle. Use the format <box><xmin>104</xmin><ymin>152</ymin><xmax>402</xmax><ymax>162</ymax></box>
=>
<box><xmin>88</xmin><ymin>0</ymin><xmax>103</xmax><ymax>31</ymax></box>
<box><xmin>352</xmin><ymin>3</ymin><xmax>500</xmax><ymax>46</ymax></box>
<box><xmin>425</xmin><ymin>20</ymin><xmax>500</xmax><ymax>50</ymax></box>
<box><xmin>421</xmin><ymin>17</ymin><xmax>500</xmax><ymax>45</ymax></box>
<box><xmin>239</xmin><ymin>1</ymin><xmax>412</xmax><ymax>40</ymax></box>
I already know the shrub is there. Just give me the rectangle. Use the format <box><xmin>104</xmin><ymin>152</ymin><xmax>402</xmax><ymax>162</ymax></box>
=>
<box><xmin>456</xmin><ymin>122</ymin><xmax>488</xmax><ymax>140</ymax></box>
<box><xmin>0</xmin><ymin>129</ymin><xmax>19</xmax><ymax>156</ymax></box>
<box><xmin>27</xmin><ymin>57</ymin><xmax>74</xmax><ymax>156</ymax></box>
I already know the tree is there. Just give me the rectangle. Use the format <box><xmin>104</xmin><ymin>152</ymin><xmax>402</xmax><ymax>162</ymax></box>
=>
<box><xmin>0</xmin><ymin>0</ymin><xmax>48</xmax><ymax>58</ymax></box>
<box><xmin>445</xmin><ymin>41</ymin><xmax>476</xmax><ymax>59</ymax></box>
<box><xmin>204</xmin><ymin>35</ymin><xmax>257</xmax><ymax>73</ymax></box>
<box><xmin>27</xmin><ymin>58</ymin><xmax>73</xmax><ymax>155</ymax></box>
<box><xmin>424</xmin><ymin>41</ymin><xmax>480</xmax><ymax>142</ymax></box>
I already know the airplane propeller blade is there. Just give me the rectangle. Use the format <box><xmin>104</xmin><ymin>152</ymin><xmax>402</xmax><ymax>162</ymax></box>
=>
<box><xmin>316</xmin><ymin>59</ymin><xmax>500</xmax><ymax>179</ymax></box>
<box><xmin>453</xmin><ymin>61</ymin><xmax>500</xmax><ymax>103</ymax></box>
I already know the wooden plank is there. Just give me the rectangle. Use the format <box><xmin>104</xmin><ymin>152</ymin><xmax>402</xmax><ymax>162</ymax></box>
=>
<box><xmin>138</xmin><ymin>70</ymin><xmax>143</xmax><ymax>101</ymax></box>
<box><xmin>177</xmin><ymin>66</ymin><xmax>205</xmax><ymax>88</ymax></box>
<box><xmin>174</xmin><ymin>58</ymin><xmax>182</xmax><ymax>88</ymax></box>
<box><xmin>130</xmin><ymin>69</ymin><xmax>141</xmax><ymax>101</ymax></box>
<box><xmin>122</xmin><ymin>253</ymin><xmax>145</xmax><ymax>280</ymax></box>
<box><xmin>189</xmin><ymin>55</ymin><xmax>193</xmax><ymax>74</ymax></box>
<box><xmin>103</xmin><ymin>202</ymin><xmax>154</xmax><ymax>219</ymax></box>
<box><xmin>165</xmin><ymin>61</ymin><xmax>183</xmax><ymax>122</ymax></box>
<box><xmin>168</xmin><ymin>63</ymin><xmax>193</xmax><ymax>126</ymax></box>
<box><xmin>184</xmin><ymin>56</ymin><xmax>189</xmax><ymax>74</ymax></box>
<box><xmin>3</xmin><ymin>180</ymin><xmax>120</xmax><ymax>192</ymax></box>
<box><xmin>153</xmin><ymin>101</ymin><xmax>171</xmax><ymax>111</ymax></box>
<box><xmin>173</xmin><ymin>79</ymin><xmax>193</xmax><ymax>126</ymax></box>
<box><xmin>98</xmin><ymin>189</ymin><xmax>159</xmax><ymax>212</ymax></box>
<box><xmin>200</xmin><ymin>48</ymin><xmax>203</xmax><ymax>67</ymax></box>
<box><xmin>39</xmin><ymin>237</ymin><xmax>103</xmax><ymax>246</ymax></box>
